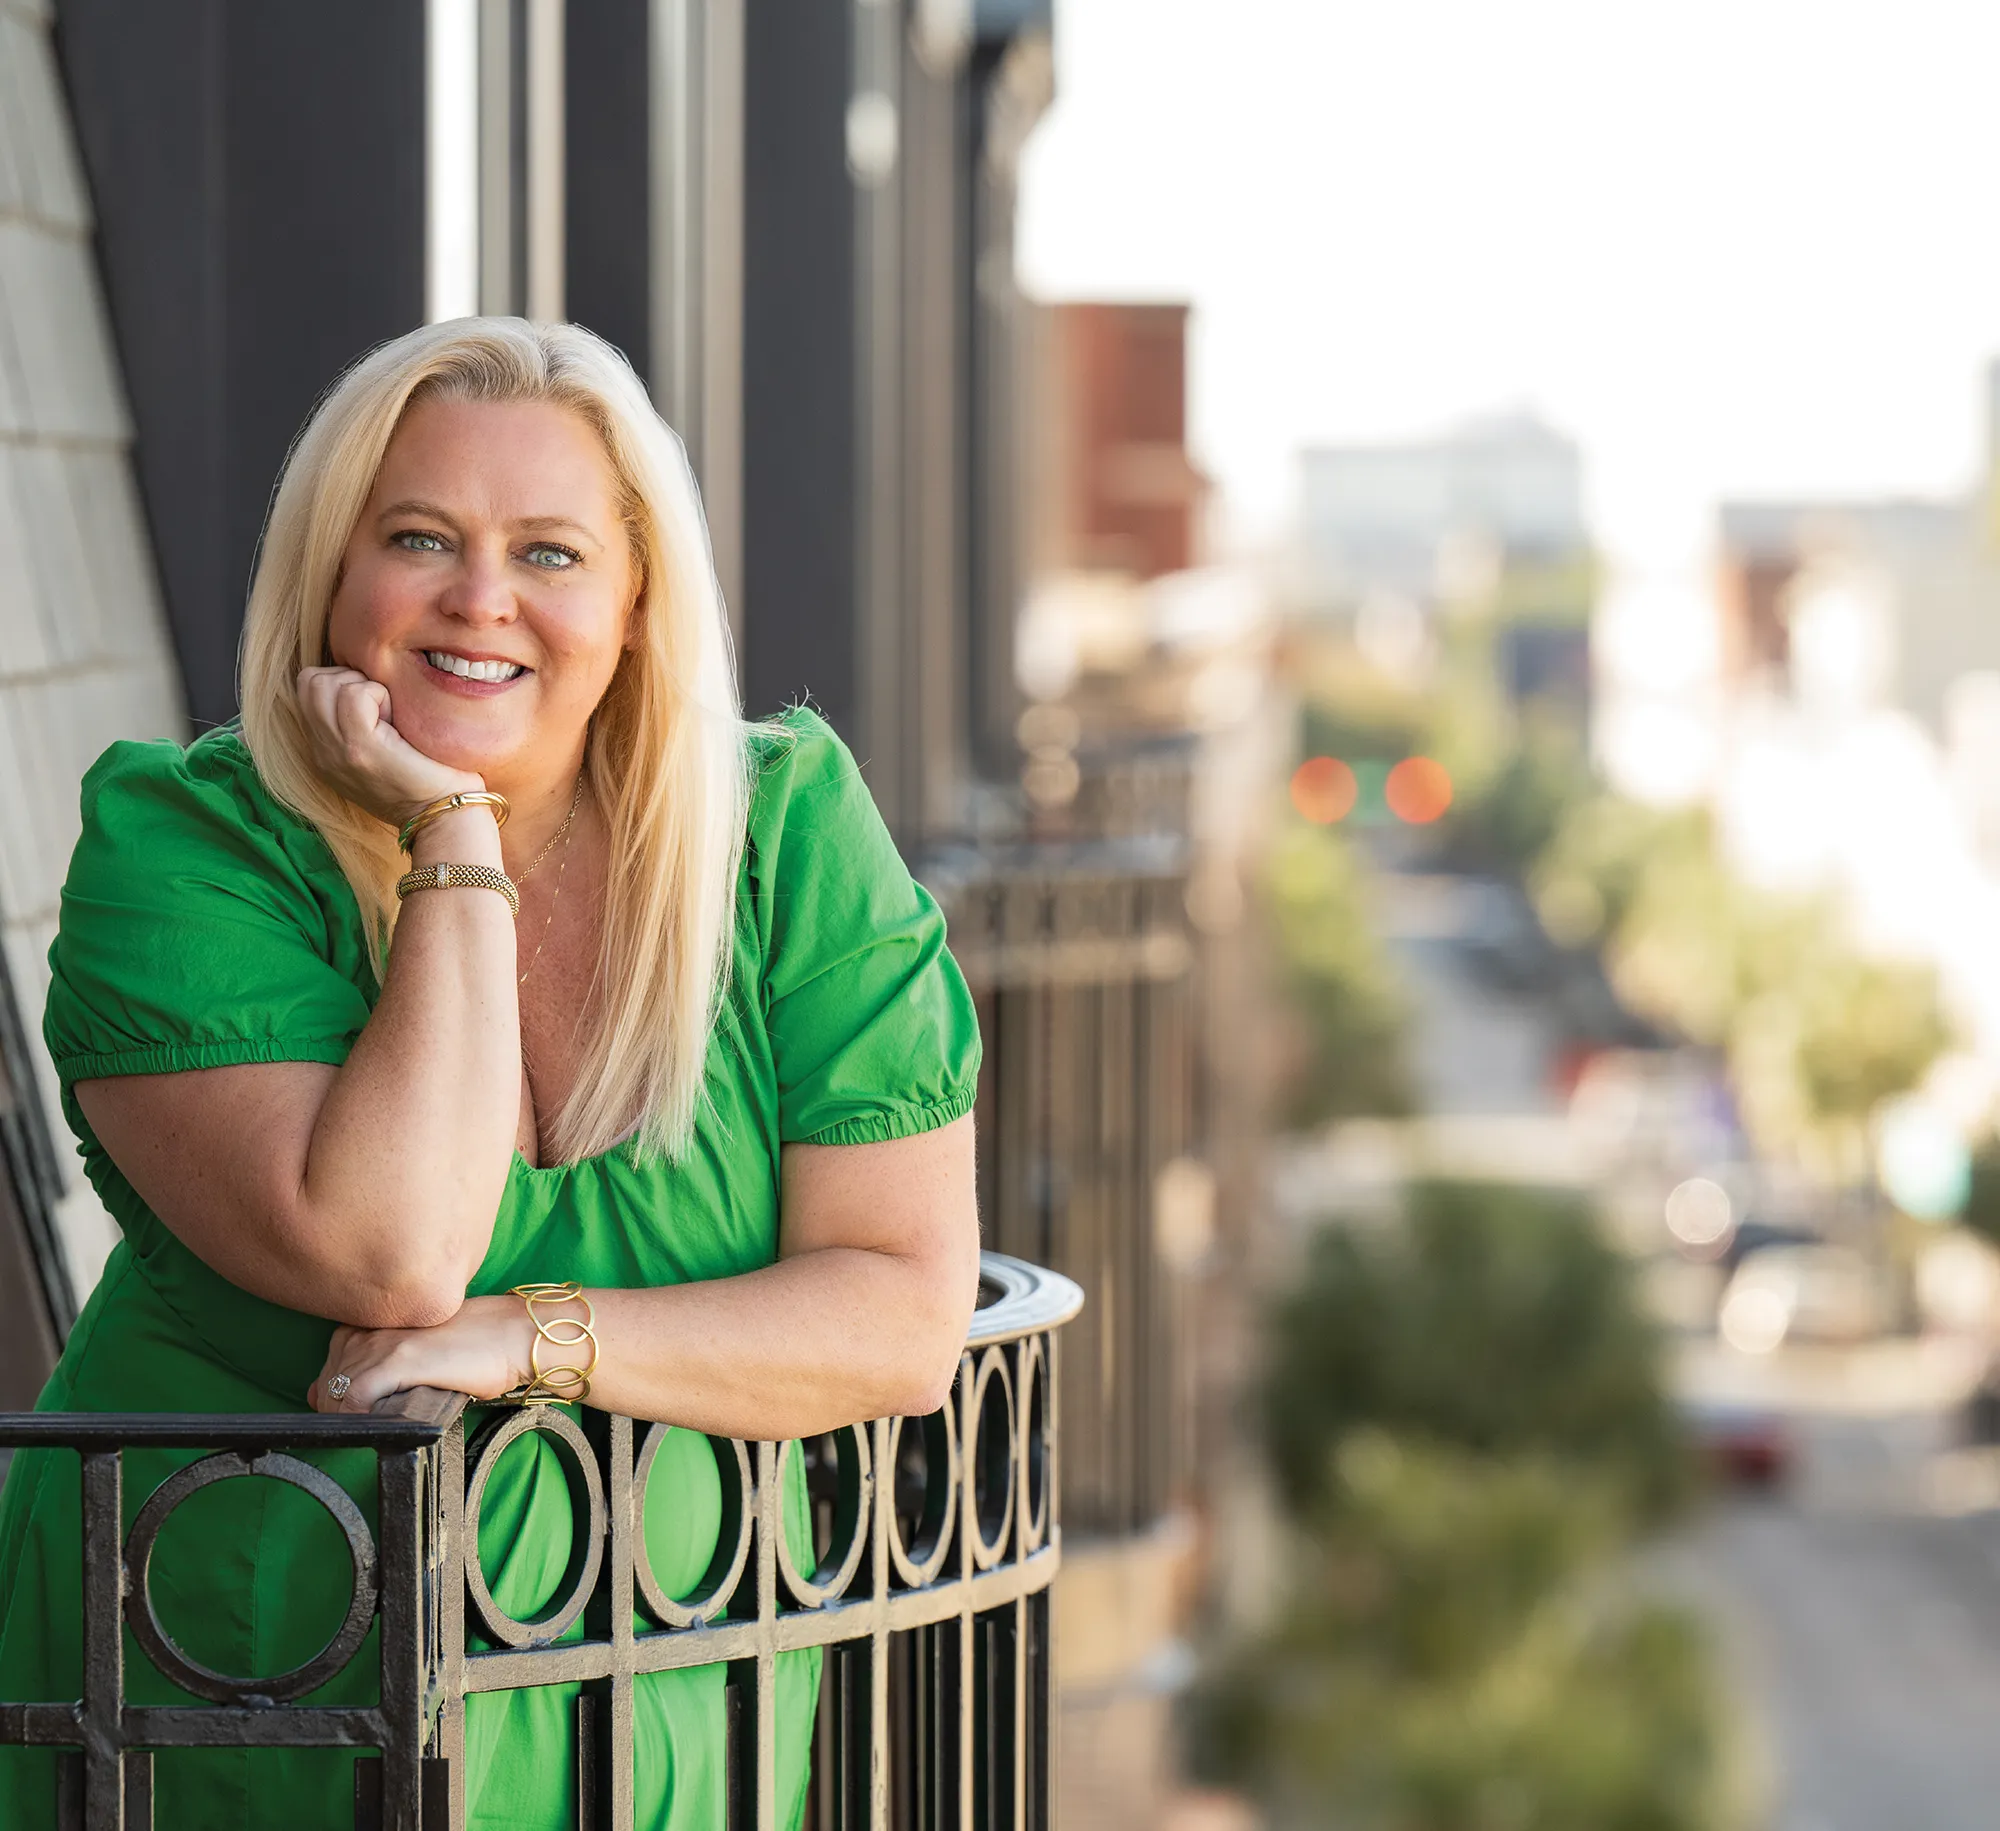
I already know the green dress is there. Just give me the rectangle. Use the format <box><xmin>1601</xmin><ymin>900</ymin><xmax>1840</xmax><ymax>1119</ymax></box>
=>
<box><xmin>0</xmin><ymin>708</ymin><xmax>981</xmax><ymax>1828</ymax></box>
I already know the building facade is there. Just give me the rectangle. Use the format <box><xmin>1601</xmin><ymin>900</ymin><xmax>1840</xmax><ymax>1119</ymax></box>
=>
<box><xmin>1297</xmin><ymin>410</ymin><xmax>1595</xmax><ymax>726</ymax></box>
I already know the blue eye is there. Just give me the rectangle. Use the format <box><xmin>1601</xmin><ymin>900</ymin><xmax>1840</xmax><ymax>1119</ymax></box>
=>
<box><xmin>523</xmin><ymin>543</ymin><xmax>581</xmax><ymax>570</ymax></box>
<box><xmin>393</xmin><ymin>529</ymin><xmax>448</xmax><ymax>553</ymax></box>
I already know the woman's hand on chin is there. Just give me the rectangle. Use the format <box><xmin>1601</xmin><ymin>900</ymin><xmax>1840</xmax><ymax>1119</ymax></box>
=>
<box><xmin>308</xmin><ymin>1296</ymin><xmax>536</xmax><ymax>1413</ymax></box>
<box><xmin>296</xmin><ymin>664</ymin><xmax>484</xmax><ymax>829</ymax></box>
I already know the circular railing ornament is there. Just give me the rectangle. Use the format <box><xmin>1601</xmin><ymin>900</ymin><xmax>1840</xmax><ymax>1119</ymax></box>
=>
<box><xmin>632</xmin><ymin>1427</ymin><xmax>754</xmax><ymax>1629</ymax></box>
<box><xmin>886</xmin><ymin>1401</ymin><xmax>960</xmax><ymax>1589</ymax></box>
<box><xmin>123</xmin><ymin>1450</ymin><xmax>378</xmax><ymax>1705</ymax></box>
<box><xmin>963</xmin><ymin>1346</ymin><xmax>1017</xmax><ymax>1571</ymax></box>
<box><xmin>775</xmin><ymin>1424</ymin><xmax>873</xmax><ymax>1609</ymax></box>
<box><xmin>462</xmin><ymin>1405</ymin><xmax>606</xmax><ymax>1648</ymax></box>
<box><xmin>1016</xmin><ymin>1334</ymin><xmax>1051</xmax><ymax>1554</ymax></box>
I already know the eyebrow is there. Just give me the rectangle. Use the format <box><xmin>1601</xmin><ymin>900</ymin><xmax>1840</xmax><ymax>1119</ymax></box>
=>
<box><xmin>377</xmin><ymin>499</ymin><xmax>605</xmax><ymax>551</ymax></box>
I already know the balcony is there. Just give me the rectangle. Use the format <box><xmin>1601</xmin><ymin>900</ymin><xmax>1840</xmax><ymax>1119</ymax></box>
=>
<box><xmin>0</xmin><ymin>1252</ymin><xmax>1080</xmax><ymax>1830</ymax></box>
<box><xmin>934</xmin><ymin>833</ymin><xmax>1196</xmax><ymax>1543</ymax></box>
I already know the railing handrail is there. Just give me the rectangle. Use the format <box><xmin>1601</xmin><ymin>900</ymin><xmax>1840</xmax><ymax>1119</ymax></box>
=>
<box><xmin>969</xmin><ymin>1249</ymin><xmax>1084</xmax><ymax>1347</ymax></box>
<box><xmin>380</xmin><ymin>1249</ymin><xmax>1085</xmax><ymax>1419</ymax></box>
<box><xmin>0</xmin><ymin>1250</ymin><xmax>1084</xmax><ymax>1444</ymax></box>
<box><xmin>371</xmin><ymin>1382</ymin><xmax>469</xmax><ymax>1428</ymax></box>
<box><xmin>0</xmin><ymin>1411</ymin><xmax>452</xmax><ymax>1448</ymax></box>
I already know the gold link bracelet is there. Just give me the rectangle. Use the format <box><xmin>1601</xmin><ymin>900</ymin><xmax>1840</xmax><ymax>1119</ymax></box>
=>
<box><xmin>502</xmin><ymin>1282</ymin><xmax>599</xmax><ymax>1404</ymax></box>
<box><xmin>394</xmin><ymin>861</ymin><xmax>520</xmax><ymax>919</ymax></box>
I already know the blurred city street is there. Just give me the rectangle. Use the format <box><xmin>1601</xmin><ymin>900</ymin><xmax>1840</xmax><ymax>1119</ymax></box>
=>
<box><xmin>1252</xmin><ymin>861</ymin><xmax>2000</xmax><ymax>1829</ymax></box>
<box><xmin>1329</xmin><ymin>895</ymin><xmax>2000</xmax><ymax>1830</ymax></box>
<box><xmin>1669</xmin><ymin>1339</ymin><xmax>2000</xmax><ymax>1831</ymax></box>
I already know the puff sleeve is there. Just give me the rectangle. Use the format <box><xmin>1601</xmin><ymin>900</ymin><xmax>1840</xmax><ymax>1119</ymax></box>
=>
<box><xmin>43</xmin><ymin>736</ymin><xmax>374</xmax><ymax>1098</ymax></box>
<box><xmin>746</xmin><ymin>711</ymin><xmax>981</xmax><ymax>1146</ymax></box>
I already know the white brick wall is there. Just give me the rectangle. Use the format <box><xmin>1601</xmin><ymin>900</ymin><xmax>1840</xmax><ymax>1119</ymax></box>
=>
<box><xmin>0</xmin><ymin>0</ymin><xmax>187</xmax><ymax>1301</ymax></box>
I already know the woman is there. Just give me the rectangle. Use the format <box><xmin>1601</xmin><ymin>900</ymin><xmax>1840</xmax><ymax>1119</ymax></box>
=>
<box><xmin>0</xmin><ymin>318</ymin><xmax>982</xmax><ymax>1826</ymax></box>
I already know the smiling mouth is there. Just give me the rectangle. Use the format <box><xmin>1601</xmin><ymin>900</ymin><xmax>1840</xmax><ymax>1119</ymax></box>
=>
<box><xmin>424</xmin><ymin>651</ymin><xmax>527</xmax><ymax>683</ymax></box>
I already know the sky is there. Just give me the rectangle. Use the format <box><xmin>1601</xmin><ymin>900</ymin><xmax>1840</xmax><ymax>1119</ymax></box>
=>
<box><xmin>1015</xmin><ymin>0</ymin><xmax>2000</xmax><ymax>583</ymax></box>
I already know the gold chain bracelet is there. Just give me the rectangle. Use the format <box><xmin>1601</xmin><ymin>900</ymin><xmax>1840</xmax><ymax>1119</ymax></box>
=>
<box><xmin>394</xmin><ymin>860</ymin><xmax>520</xmax><ymax>919</ymax></box>
<box><xmin>501</xmin><ymin>1281</ymin><xmax>599</xmax><ymax>1404</ymax></box>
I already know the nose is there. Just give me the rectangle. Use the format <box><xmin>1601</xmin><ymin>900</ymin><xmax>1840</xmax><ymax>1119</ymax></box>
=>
<box><xmin>439</xmin><ymin>542</ymin><xmax>518</xmax><ymax>627</ymax></box>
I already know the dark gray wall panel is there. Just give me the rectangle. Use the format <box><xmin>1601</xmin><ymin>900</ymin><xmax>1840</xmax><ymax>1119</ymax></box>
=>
<box><xmin>56</xmin><ymin>0</ymin><xmax>427</xmax><ymax>731</ymax></box>
<box><xmin>564</xmin><ymin>0</ymin><xmax>651</xmax><ymax>384</ymax></box>
<box><xmin>741</xmin><ymin>0</ymin><xmax>855</xmax><ymax>730</ymax></box>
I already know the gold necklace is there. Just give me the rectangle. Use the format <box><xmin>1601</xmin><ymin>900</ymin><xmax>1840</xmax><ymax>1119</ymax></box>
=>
<box><xmin>517</xmin><ymin>771</ymin><xmax>585</xmax><ymax>987</ymax></box>
<box><xmin>515</xmin><ymin>770</ymin><xmax>586</xmax><ymax>885</ymax></box>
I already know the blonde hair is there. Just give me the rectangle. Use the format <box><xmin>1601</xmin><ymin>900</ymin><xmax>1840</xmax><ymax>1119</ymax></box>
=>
<box><xmin>240</xmin><ymin>317</ymin><xmax>752</xmax><ymax>1164</ymax></box>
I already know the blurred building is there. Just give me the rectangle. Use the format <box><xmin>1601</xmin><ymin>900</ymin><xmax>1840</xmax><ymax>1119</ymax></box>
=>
<box><xmin>1713</xmin><ymin>364</ymin><xmax>2000</xmax><ymax>880</ymax></box>
<box><xmin>1297</xmin><ymin>410</ymin><xmax>1595</xmax><ymax>723</ymax></box>
<box><xmin>1715</xmin><ymin>497</ymin><xmax>2000</xmax><ymax>733</ymax></box>
<box><xmin>985</xmin><ymin>293</ymin><xmax>1281</xmax><ymax>1826</ymax></box>
<box><xmin>1301</xmin><ymin>409</ymin><xmax>1585</xmax><ymax>594</ymax></box>
<box><xmin>1036</xmin><ymin>300</ymin><xmax>1206</xmax><ymax>581</ymax></box>
<box><xmin>1700</xmin><ymin>366</ymin><xmax>2000</xmax><ymax>1109</ymax></box>
<box><xmin>1715</xmin><ymin>369</ymin><xmax>2000</xmax><ymax>744</ymax></box>
<box><xmin>0</xmin><ymin>3</ymin><xmax>1264</xmax><ymax>1824</ymax></box>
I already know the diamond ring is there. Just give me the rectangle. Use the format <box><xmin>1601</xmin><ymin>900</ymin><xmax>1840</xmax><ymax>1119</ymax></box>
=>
<box><xmin>327</xmin><ymin>1372</ymin><xmax>352</xmax><ymax>1401</ymax></box>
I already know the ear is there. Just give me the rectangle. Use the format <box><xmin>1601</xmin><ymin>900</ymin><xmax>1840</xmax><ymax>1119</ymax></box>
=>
<box><xmin>621</xmin><ymin>578</ymin><xmax>646</xmax><ymax>652</ymax></box>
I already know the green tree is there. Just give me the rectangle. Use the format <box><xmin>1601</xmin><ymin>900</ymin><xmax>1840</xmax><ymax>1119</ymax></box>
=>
<box><xmin>1265</xmin><ymin>816</ymin><xmax>1414</xmax><ymax>1125</ymax></box>
<box><xmin>1790</xmin><ymin>954</ymin><xmax>1951</xmax><ymax>1137</ymax></box>
<box><xmin>1190</xmin><ymin>1184</ymin><xmax>1729</xmax><ymax>1829</ymax></box>
<box><xmin>1957</xmin><ymin>1135</ymin><xmax>2000</xmax><ymax>1249</ymax></box>
<box><xmin>1531</xmin><ymin>793</ymin><xmax>1951</xmax><ymax>1169</ymax></box>
<box><xmin>1194</xmin><ymin>1437</ymin><xmax>1729</xmax><ymax>1831</ymax></box>
<box><xmin>1438</xmin><ymin>716</ymin><xmax>1592</xmax><ymax>880</ymax></box>
<box><xmin>1260</xmin><ymin>1181</ymin><xmax>1693</xmax><ymax>1526</ymax></box>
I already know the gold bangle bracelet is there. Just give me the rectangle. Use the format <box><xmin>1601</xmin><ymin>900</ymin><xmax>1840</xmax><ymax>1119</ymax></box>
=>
<box><xmin>395</xmin><ymin>861</ymin><xmax>520</xmax><ymax>919</ymax></box>
<box><xmin>502</xmin><ymin>1281</ymin><xmax>599</xmax><ymax>1405</ymax></box>
<box><xmin>398</xmin><ymin>789</ymin><xmax>509</xmax><ymax>853</ymax></box>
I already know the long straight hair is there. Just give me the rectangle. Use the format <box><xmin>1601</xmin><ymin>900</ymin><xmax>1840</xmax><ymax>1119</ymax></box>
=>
<box><xmin>239</xmin><ymin>318</ymin><xmax>752</xmax><ymax>1163</ymax></box>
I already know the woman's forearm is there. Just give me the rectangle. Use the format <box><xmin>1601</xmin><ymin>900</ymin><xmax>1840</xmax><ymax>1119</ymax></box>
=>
<box><xmin>574</xmin><ymin>1247</ymin><xmax>972</xmax><ymax>1438</ymax></box>
<box><xmin>294</xmin><ymin>805</ymin><xmax>519</xmax><ymax>1318</ymax></box>
<box><xmin>310</xmin><ymin>1122</ymin><xmax>983</xmax><ymax>1426</ymax></box>
<box><xmin>565</xmin><ymin>1126</ymin><xmax>984</xmax><ymax>1435</ymax></box>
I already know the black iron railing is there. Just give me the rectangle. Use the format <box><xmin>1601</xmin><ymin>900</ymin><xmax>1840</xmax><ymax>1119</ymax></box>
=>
<box><xmin>0</xmin><ymin>1251</ymin><xmax>1080</xmax><ymax>1830</ymax></box>
<box><xmin>933</xmin><ymin>841</ymin><xmax>1195</xmax><ymax>1540</ymax></box>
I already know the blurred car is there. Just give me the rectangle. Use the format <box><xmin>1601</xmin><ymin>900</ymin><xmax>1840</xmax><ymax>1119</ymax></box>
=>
<box><xmin>1965</xmin><ymin>1375</ymin><xmax>2000</xmax><ymax>1447</ymax></box>
<box><xmin>1640</xmin><ymin>1251</ymin><xmax>1729</xmax><ymax>1335</ymax></box>
<box><xmin>1961</xmin><ymin>1349</ymin><xmax>2000</xmax><ymax>1447</ymax></box>
<box><xmin>1719</xmin><ymin>1219</ymin><xmax>1820</xmax><ymax>1273</ymax></box>
<box><xmin>1717</xmin><ymin>1242</ymin><xmax>1890</xmax><ymax>1352</ymax></box>
<box><xmin>1676</xmin><ymin>1396</ymin><xmax>1791</xmax><ymax>1489</ymax></box>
